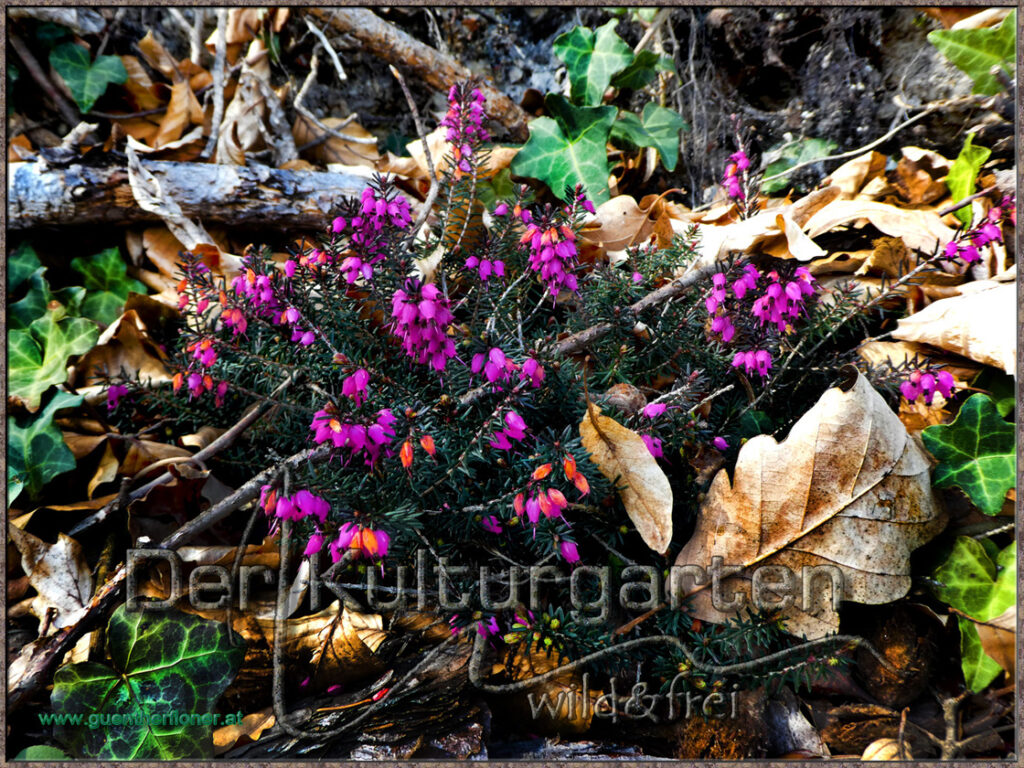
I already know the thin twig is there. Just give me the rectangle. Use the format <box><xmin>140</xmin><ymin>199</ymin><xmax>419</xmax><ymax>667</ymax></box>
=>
<box><xmin>294</xmin><ymin>53</ymin><xmax>374</xmax><ymax>146</ymax></box>
<box><xmin>169</xmin><ymin>8</ymin><xmax>204</xmax><ymax>67</ymax></box>
<box><xmin>201</xmin><ymin>9</ymin><xmax>228</xmax><ymax>160</ymax></box>
<box><xmin>9</xmin><ymin>33</ymin><xmax>80</xmax><ymax>126</ymax></box>
<box><xmin>304</xmin><ymin>16</ymin><xmax>347</xmax><ymax>81</ymax></box>
<box><xmin>936</xmin><ymin>184</ymin><xmax>998</xmax><ymax>217</ymax></box>
<box><xmin>633</xmin><ymin>8</ymin><xmax>672</xmax><ymax>54</ymax></box>
<box><xmin>391</xmin><ymin>64</ymin><xmax>440</xmax><ymax>246</ymax></box>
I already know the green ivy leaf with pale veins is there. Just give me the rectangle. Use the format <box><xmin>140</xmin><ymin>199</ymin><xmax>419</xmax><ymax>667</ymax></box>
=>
<box><xmin>9</xmin><ymin>305</ymin><xmax>97</xmax><ymax>411</ymax></box>
<box><xmin>8</xmin><ymin>390</ymin><xmax>83</xmax><ymax>504</ymax></box>
<box><xmin>927</xmin><ymin>10</ymin><xmax>1016</xmax><ymax>96</ymax></box>
<box><xmin>511</xmin><ymin>94</ymin><xmax>617</xmax><ymax>204</ymax></box>
<box><xmin>71</xmin><ymin>247</ymin><xmax>147</xmax><ymax>325</ymax></box>
<box><xmin>610</xmin><ymin>102</ymin><xmax>686</xmax><ymax>171</ymax></box>
<box><xmin>921</xmin><ymin>393</ymin><xmax>1015</xmax><ymax>515</ymax></box>
<box><xmin>553</xmin><ymin>20</ymin><xmax>634</xmax><ymax>107</ymax></box>
<box><xmin>51</xmin><ymin>605</ymin><xmax>245</xmax><ymax>760</ymax></box>
<box><xmin>49</xmin><ymin>42</ymin><xmax>127</xmax><ymax>113</ymax></box>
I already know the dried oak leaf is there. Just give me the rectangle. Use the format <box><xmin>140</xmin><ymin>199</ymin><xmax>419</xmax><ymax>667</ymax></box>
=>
<box><xmin>580</xmin><ymin>405</ymin><xmax>672</xmax><ymax>553</ymax></box>
<box><xmin>892</xmin><ymin>280</ymin><xmax>1015</xmax><ymax>376</ymax></box>
<box><xmin>8</xmin><ymin>526</ymin><xmax>93</xmax><ymax>630</ymax></box>
<box><xmin>673</xmin><ymin>371</ymin><xmax>945</xmax><ymax>639</ymax></box>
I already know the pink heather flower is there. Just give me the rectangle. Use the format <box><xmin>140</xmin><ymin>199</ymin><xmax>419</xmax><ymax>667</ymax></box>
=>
<box><xmin>901</xmin><ymin>368</ymin><xmax>954</xmax><ymax>405</ymax></box>
<box><xmin>504</xmin><ymin>410</ymin><xmax>527</xmax><ymax>440</ymax></box>
<box><xmin>643</xmin><ymin>402</ymin><xmax>668</xmax><ymax>419</ymax></box>
<box><xmin>305</xmin><ymin>532</ymin><xmax>324</xmax><ymax>556</ymax></box>
<box><xmin>293</xmin><ymin>490</ymin><xmax>330</xmax><ymax>524</ymax></box>
<box><xmin>574</xmin><ymin>187</ymin><xmax>596</xmax><ymax>215</ymax></box>
<box><xmin>107</xmin><ymin>384</ymin><xmax>129</xmax><ymax>411</ymax></box>
<box><xmin>310</xmin><ymin>406</ymin><xmax>396</xmax><ymax>465</ymax></box>
<box><xmin>390</xmin><ymin>279</ymin><xmax>457</xmax><ymax>371</ymax></box>
<box><xmin>493</xmin><ymin>202</ymin><xmax>509</xmax><ymax>217</ymax></box>
<box><xmin>521</xmin><ymin>216</ymin><xmax>580</xmax><ymax>297</ymax></box>
<box><xmin>641</xmin><ymin>434</ymin><xmax>663</xmax><ymax>459</ymax></box>
<box><xmin>332</xmin><ymin>216</ymin><xmax>347</xmax><ymax>233</ymax></box>
<box><xmin>215</xmin><ymin>380</ymin><xmax>229</xmax><ymax>407</ymax></box>
<box><xmin>732</xmin><ymin>349</ymin><xmax>773</xmax><ymax>378</ymax></box>
<box><xmin>481</xmin><ymin>515</ymin><xmax>503</xmax><ymax>534</ymax></box>
<box><xmin>342</xmin><ymin>368</ymin><xmax>370</xmax><ymax>407</ymax></box>
<box><xmin>441</xmin><ymin>83</ymin><xmax>489</xmax><ymax>175</ymax></box>
<box><xmin>521</xmin><ymin>357</ymin><xmax>545</xmax><ymax>388</ymax></box>
<box><xmin>559</xmin><ymin>540</ymin><xmax>581</xmax><ymax>564</ymax></box>
<box><xmin>478</xmin><ymin>616</ymin><xmax>500</xmax><ymax>637</ymax></box>
<box><xmin>464</xmin><ymin>255</ymin><xmax>505</xmax><ymax>282</ymax></box>
<box><xmin>632</xmin><ymin>271</ymin><xmax>644</xmax><ymax>284</ymax></box>
<box><xmin>712</xmin><ymin>436</ymin><xmax>729</xmax><ymax>451</ymax></box>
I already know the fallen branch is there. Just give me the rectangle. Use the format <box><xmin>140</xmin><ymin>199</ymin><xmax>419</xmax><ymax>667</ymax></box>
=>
<box><xmin>307</xmin><ymin>7</ymin><xmax>529</xmax><ymax>141</ymax></box>
<box><xmin>8</xmin><ymin>158</ymin><xmax>367</xmax><ymax>230</ymax></box>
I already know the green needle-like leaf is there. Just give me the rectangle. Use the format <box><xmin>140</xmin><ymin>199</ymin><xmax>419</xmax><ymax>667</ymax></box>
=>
<box><xmin>553</xmin><ymin>20</ymin><xmax>634</xmax><ymax>106</ymax></box>
<box><xmin>7</xmin><ymin>390</ymin><xmax>83</xmax><ymax>504</ymax></box>
<box><xmin>71</xmin><ymin>247</ymin><xmax>147</xmax><ymax>325</ymax></box>
<box><xmin>49</xmin><ymin>42</ymin><xmax>127</xmax><ymax>113</ymax></box>
<box><xmin>922</xmin><ymin>393</ymin><xmax>1015</xmax><ymax>515</ymax></box>
<box><xmin>511</xmin><ymin>94</ymin><xmax>617</xmax><ymax>204</ymax></box>
<box><xmin>928</xmin><ymin>10</ymin><xmax>1016</xmax><ymax>96</ymax></box>
<box><xmin>51</xmin><ymin>605</ymin><xmax>245</xmax><ymax>760</ymax></box>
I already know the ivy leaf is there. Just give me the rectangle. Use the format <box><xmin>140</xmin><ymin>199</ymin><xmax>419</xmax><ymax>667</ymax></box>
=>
<box><xmin>510</xmin><ymin>94</ymin><xmax>616</xmax><ymax>204</ymax></box>
<box><xmin>957</xmin><ymin>616</ymin><xmax>1003</xmax><ymax>692</ymax></box>
<box><xmin>51</xmin><ymin>605</ymin><xmax>245</xmax><ymax>760</ymax></box>
<box><xmin>933</xmin><ymin>536</ymin><xmax>1015</xmax><ymax>622</ymax></box>
<box><xmin>921</xmin><ymin>393</ymin><xmax>1015</xmax><ymax>515</ymax></box>
<box><xmin>8</xmin><ymin>242</ymin><xmax>43</xmax><ymax>294</ymax></box>
<box><xmin>8</xmin><ymin>305</ymin><xmax>98</xmax><ymax>410</ymax></box>
<box><xmin>553</xmin><ymin>21</ymin><xmax>634</xmax><ymax>106</ymax></box>
<box><xmin>946</xmin><ymin>133</ymin><xmax>992</xmax><ymax>226</ymax></box>
<box><xmin>927</xmin><ymin>10</ymin><xmax>1016</xmax><ymax>96</ymax></box>
<box><xmin>972</xmin><ymin>368</ymin><xmax>1014</xmax><ymax>418</ymax></box>
<box><xmin>71</xmin><ymin>247</ymin><xmax>147</xmax><ymax>325</ymax></box>
<box><xmin>7</xmin><ymin>390</ymin><xmax>83</xmax><ymax>504</ymax></box>
<box><xmin>13</xmin><ymin>746</ymin><xmax>70</xmax><ymax>760</ymax></box>
<box><xmin>610</xmin><ymin>49</ymin><xmax>676</xmax><ymax>91</ymax></box>
<box><xmin>609</xmin><ymin>103</ymin><xmax>685</xmax><ymax>171</ymax></box>
<box><xmin>49</xmin><ymin>42</ymin><xmax>127</xmax><ymax>113</ymax></box>
<box><xmin>762</xmin><ymin>137</ymin><xmax>838</xmax><ymax>195</ymax></box>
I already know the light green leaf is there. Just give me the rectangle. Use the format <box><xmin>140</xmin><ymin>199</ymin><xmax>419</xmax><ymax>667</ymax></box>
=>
<box><xmin>610</xmin><ymin>102</ymin><xmax>685</xmax><ymax>171</ymax></box>
<box><xmin>928</xmin><ymin>10</ymin><xmax>1016</xmax><ymax>96</ymax></box>
<box><xmin>921</xmin><ymin>393</ymin><xmax>1015</xmax><ymax>515</ymax></box>
<box><xmin>7</xmin><ymin>390</ymin><xmax>83</xmax><ymax>504</ymax></box>
<box><xmin>8</xmin><ymin>306</ymin><xmax>98</xmax><ymax>410</ymax></box>
<box><xmin>933</xmin><ymin>537</ymin><xmax>1015</xmax><ymax>623</ymax></box>
<box><xmin>610</xmin><ymin>49</ymin><xmax>676</xmax><ymax>91</ymax></box>
<box><xmin>946</xmin><ymin>133</ymin><xmax>992</xmax><ymax>226</ymax></box>
<box><xmin>71</xmin><ymin>247</ymin><xmax>147</xmax><ymax>325</ymax></box>
<box><xmin>51</xmin><ymin>605</ymin><xmax>245</xmax><ymax>760</ymax></box>
<box><xmin>553</xmin><ymin>21</ymin><xmax>634</xmax><ymax>106</ymax></box>
<box><xmin>511</xmin><ymin>94</ymin><xmax>617</xmax><ymax>204</ymax></box>
<box><xmin>49</xmin><ymin>42</ymin><xmax>127</xmax><ymax>113</ymax></box>
<box><xmin>762</xmin><ymin>137</ymin><xmax>838</xmax><ymax>195</ymax></box>
<box><xmin>14</xmin><ymin>745</ymin><xmax>70</xmax><ymax>760</ymax></box>
<box><xmin>957</xmin><ymin>616</ymin><xmax>1003</xmax><ymax>692</ymax></box>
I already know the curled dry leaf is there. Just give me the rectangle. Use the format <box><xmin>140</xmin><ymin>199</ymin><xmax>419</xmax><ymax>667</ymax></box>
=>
<box><xmin>972</xmin><ymin>605</ymin><xmax>1015</xmax><ymax>678</ymax></box>
<box><xmin>677</xmin><ymin>208</ymin><xmax>826</xmax><ymax>268</ymax></box>
<box><xmin>7</xmin><ymin>526</ymin><xmax>93</xmax><ymax>631</ymax></box>
<box><xmin>580</xmin><ymin>405</ymin><xmax>672</xmax><ymax>553</ymax></box>
<box><xmin>293</xmin><ymin>115</ymin><xmax>380</xmax><ymax>168</ymax></box>
<box><xmin>213</xmin><ymin>707</ymin><xmax>276</xmax><ymax>755</ymax></box>
<box><xmin>822</xmin><ymin>150</ymin><xmax>887</xmax><ymax>199</ymax></box>
<box><xmin>802</xmin><ymin>199</ymin><xmax>956</xmax><ymax>255</ymax></box>
<box><xmin>673</xmin><ymin>371</ymin><xmax>945</xmax><ymax>639</ymax></box>
<box><xmin>892</xmin><ymin>280</ymin><xmax>1015</xmax><ymax>375</ymax></box>
<box><xmin>71</xmin><ymin>308</ymin><xmax>172</xmax><ymax>389</ymax></box>
<box><xmin>894</xmin><ymin>147</ymin><xmax>952</xmax><ymax>206</ymax></box>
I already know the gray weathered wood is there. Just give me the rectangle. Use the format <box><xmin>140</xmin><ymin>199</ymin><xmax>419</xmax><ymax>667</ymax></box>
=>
<box><xmin>8</xmin><ymin>159</ymin><xmax>368</xmax><ymax>231</ymax></box>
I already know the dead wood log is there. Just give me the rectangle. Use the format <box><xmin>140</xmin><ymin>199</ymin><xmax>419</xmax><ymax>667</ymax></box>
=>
<box><xmin>307</xmin><ymin>8</ymin><xmax>529</xmax><ymax>142</ymax></box>
<box><xmin>8</xmin><ymin>159</ymin><xmax>367</xmax><ymax>231</ymax></box>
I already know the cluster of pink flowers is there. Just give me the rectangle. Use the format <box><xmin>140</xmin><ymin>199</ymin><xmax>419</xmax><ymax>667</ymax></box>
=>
<box><xmin>310</xmin><ymin>405</ymin><xmax>397</xmax><ymax>465</ymax></box>
<box><xmin>751</xmin><ymin>268</ymin><xmax>816</xmax><ymax>333</ymax></box>
<box><xmin>522</xmin><ymin>219</ymin><xmax>580</xmax><ymax>296</ymax></box>
<box><xmin>943</xmin><ymin>196</ymin><xmax>1015</xmax><ymax>264</ymax></box>
<box><xmin>260</xmin><ymin>487</ymin><xmax>331</xmax><ymax>525</ymax></box>
<box><xmin>330</xmin><ymin>523</ymin><xmax>390</xmax><ymax>562</ymax></box>
<box><xmin>231</xmin><ymin>268</ymin><xmax>277</xmax><ymax>311</ymax></box>
<box><xmin>513</xmin><ymin>462</ymin><xmax>571</xmax><ymax>530</ymax></box>
<box><xmin>341</xmin><ymin>368</ymin><xmax>370</xmax><ymax>407</ymax></box>
<box><xmin>176</xmin><ymin>260</ymin><xmax>212</xmax><ymax>313</ymax></box>
<box><xmin>107</xmin><ymin>384</ymin><xmax>129</xmax><ymax>411</ymax></box>
<box><xmin>464</xmin><ymin>254</ymin><xmax>505</xmax><ymax>282</ymax></box>
<box><xmin>470</xmin><ymin>348</ymin><xmax>545</xmax><ymax>388</ymax></box>
<box><xmin>488</xmin><ymin>410</ymin><xmax>528</xmax><ymax>451</ymax></box>
<box><xmin>440</xmin><ymin>83</ymin><xmax>488</xmax><ymax>176</ymax></box>
<box><xmin>390</xmin><ymin>279</ymin><xmax>457</xmax><ymax>372</ymax></box>
<box><xmin>901</xmin><ymin>368</ymin><xmax>954</xmax><ymax>405</ymax></box>
<box><xmin>723</xmin><ymin>149</ymin><xmax>749</xmax><ymax>201</ymax></box>
<box><xmin>732</xmin><ymin>349</ymin><xmax>773</xmax><ymax>378</ymax></box>
<box><xmin>640</xmin><ymin>402</ymin><xmax>666</xmax><ymax>459</ymax></box>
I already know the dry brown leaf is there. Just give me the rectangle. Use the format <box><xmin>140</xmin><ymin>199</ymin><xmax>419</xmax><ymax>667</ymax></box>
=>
<box><xmin>213</xmin><ymin>707</ymin><xmax>276</xmax><ymax>755</ymax></box>
<box><xmin>498</xmin><ymin>646</ymin><xmax>599</xmax><ymax>734</ymax></box>
<box><xmin>181</xmin><ymin>426</ymin><xmax>228</xmax><ymax>450</ymax></box>
<box><xmin>857</xmin><ymin>340</ymin><xmax>980</xmax><ymax>383</ymax></box>
<box><xmin>678</xmin><ymin>209</ymin><xmax>826</xmax><ymax>270</ymax></box>
<box><xmin>802</xmin><ymin>199</ymin><xmax>956</xmax><ymax>255</ymax></box>
<box><xmin>8</xmin><ymin>527</ymin><xmax>93</xmax><ymax>631</ymax></box>
<box><xmin>809</xmin><ymin>249</ymin><xmax>871</xmax><ymax>276</ymax></box>
<box><xmin>151</xmin><ymin>81</ymin><xmax>204</xmax><ymax>149</ymax></box>
<box><xmin>787</xmin><ymin>186</ymin><xmax>842</xmax><ymax>228</ymax></box>
<box><xmin>854</xmin><ymin>237</ymin><xmax>913</xmax><ymax>279</ymax></box>
<box><xmin>823</xmin><ymin>151</ymin><xmax>887</xmax><ymax>199</ymax></box>
<box><xmin>580</xmin><ymin>405</ymin><xmax>672</xmax><ymax>554</ymax></box>
<box><xmin>674</xmin><ymin>371</ymin><xmax>944</xmax><ymax>639</ymax></box>
<box><xmin>894</xmin><ymin>147</ymin><xmax>951</xmax><ymax>206</ymax></box>
<box><xmin>973</xmin><ymin>605</ymin><xmax>1015</xmax><ymax>677</ymax></box>
<box><xmin>71</xmin><ymin>309</ymin><xmax>171</xmax><ymax>388</ymax></box>
<box><xmin>581</xmin><ymin>195</ymin><xmax>650</xmax><ymax>252</ymax></box>
<box><xmin>8</xmin><ymin>135</ymin><xmax>34</xmax><ymax>162</ymax></box>
<box><xmin>87</xmin><ymin>443</ymin><xmax>119</xmax><ymax>498</ymax></box>
<box><xmin>120</xmin><ymin>438</ymin><xmax>193</xmax><ymax>478</ymax></box>
<box><xmin>892</xmin><ymin>280</ymin><xmax>1015</xmax><ymax>375</ymax></box>
<box><xmin>120</xmin><ymin>55</ymin><xmax>162</xmax><ymax>111</ymax></box>
<box><xmin>293</xmin><ymin>115</ymin><xmax>380</xmax><ymax>167</ymax></box>
<box><xmin>216</xmin><ymin>39</ymin><xmax>271</xmax><ymax>165</ymax></box>
<box><xmin>137</xmin><ymin>30</ymin><xmax>180</xmax><ymax>81</ymax></box>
